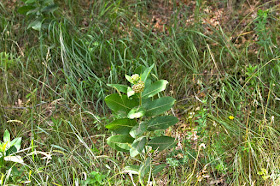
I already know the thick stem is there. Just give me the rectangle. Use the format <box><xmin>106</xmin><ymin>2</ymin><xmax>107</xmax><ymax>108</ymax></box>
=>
<box><xmin>139</xmin><ymin>92</ymin><xmax>142</xmax><ymax>106</ymax></box>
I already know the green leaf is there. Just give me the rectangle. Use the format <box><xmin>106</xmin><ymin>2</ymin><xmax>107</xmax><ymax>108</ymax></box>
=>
<box><xmin>105</xmin><ymin>93</ymin><xmax>138</xmax><ymax>117</ymax></box>
<box><xmin>123</xmin><ymin>165</ymin><xmax>140</xmax><ymax>175</ymax></box>
<box><xmin>131</xmin><ymin>136</ymin><xmax>146</xmax><ymax>156</ymax></box>
<box><xmin>134</xmin><ymin>65</ymin><xmax>145</xmax><ymax>75</ymax></box>
<box><xmin>145</xmin><ymin>78</ymin><xmax>152</xmax><ymax>88</ymax></box>
<box><xmin>127</xmin><ymin>106</ymin><xmax>146</xmax><ymax>119</ymax></box>
<box><xmin>148</xmin><ymin>136</ymin><xmax>175</xmax><ymax>151</ymax></box>
<box><xmin>17</xmin><ymin>5</ymin><xmax>34</xmax><ymax>15</ymax></box>
<box><xmin>10</xmin><ymin>137</ymin><xmax>22</xmax><ymax>151</ymax></box>
<box><xmin>107</xmin><ymin>84</ymin><xmax>128</xmax><ymax>94</ymax></box>
<box><xmin>127</xmin><ymin>87</ymin><xmax>135</xmax><ymax>98</ymax></box>
<box><xmin>153</xmin><ymin>164</ymin><xmax>166</xmax><ymax>175</ymax></box>
<box><xmin>135</xmin><ymin>137</ymin><xmax>146</xmax><ymax>153</ymax></box>
<box><xmin>3</xmin><ymin>130</ymin><xmax>10</xmax><ymax>143</ymax></box>
<box><xmin>140</xmin><ymin>64</ymin><xmax>154</xmax><ymax>83</ymax></box>
<box><xmin>139</xmin><ymin>157</ymin><xmax>151</xmax><ymax>184</ymax></box>
<box><xmin>26</xmin><ymin>7</ymin><xmax>40</xmax><ymax>15</ymax></box>
<box><xmin>129</xmin><ymin>146</ymin><xmax>139</xmax><ymax>157</ymax></box>
<box><xmin>107</xmin><ymin>135</ymin><xmax>134</xmax><ymax>152</ymax></box>
<box><xmin>41</xmin><ymin>4</ymin><xmax>58</xmax><ymax>13</ymax></box>
<box><xmin>142</xmin><ymin>80</ymin><xmax>168</xmax><ymax>98</ymax></box>
<box><xmin>106</xmin><ymin>119</ymin><xmax>137</xmax><ymax>134</ymax></box>
<box><xmin>125</xmin><ymin>74</ymin><xmax>134</xmax><ymax>84</ymax></box>
<box><xmin>5</xmin><ymin>137</ymin><xmax>22</xmax><ymax>156</ymax></box>
<box><xmin>129</xmin><ymin>122</ymin><xmax>147</xmax><ymax>138</ymax></box>
<box><xmin>27</xmin><ymin>19</ymin><xmax>42</xmax><ymax>31</ymax></box>
<box><xmin>147</xmin><ymin>116</ymin><xmax>178</xmax><ymax>131</ymax></box>
<box><xmin>4</xmin><ymin>155</ymin><xmax>24</xmax><ymax>164</ymax></box>
<box><xmin>143</xmin><ymin>97</ymin><xmax>176</xmax><ymax>116</ymax></box>
<box><xmin>5</xmin><ymin>146</ymin><xmax>17</xmax><ymax>156</ymax></box>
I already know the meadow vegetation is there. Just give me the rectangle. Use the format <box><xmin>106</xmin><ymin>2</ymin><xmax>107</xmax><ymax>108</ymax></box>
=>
<box><xmin>0</xmin><ymin>0</ymin><xmax>280</xmax><ymax>185</ymax></box>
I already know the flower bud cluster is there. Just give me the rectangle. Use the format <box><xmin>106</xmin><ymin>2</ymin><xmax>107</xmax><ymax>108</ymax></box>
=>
<box><xmin>131</xmin><ymin>74</ymin><xmax>140</xmax><ymax>84</ymax></box>
<box><xmin>130</xmin><ymin>74</ymin><xmax>145</xmax><ymax>93</ymax></box>
<box><xmin>132</xmin><ymin>80</ymin><xmax>145</xmax><ymax>93</ymax></box>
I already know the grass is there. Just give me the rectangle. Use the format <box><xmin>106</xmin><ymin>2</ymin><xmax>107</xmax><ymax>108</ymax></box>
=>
<box><xmin>0</xmin><ymin>0</ymin><xmax>280</xmax><ymax>185</ymax></box>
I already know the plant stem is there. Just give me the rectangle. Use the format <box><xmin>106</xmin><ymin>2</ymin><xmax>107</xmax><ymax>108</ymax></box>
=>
<box><xmin>139</xmin><ymin>92</ymin><xmax>142</xmax><ymax>106</ymax></box>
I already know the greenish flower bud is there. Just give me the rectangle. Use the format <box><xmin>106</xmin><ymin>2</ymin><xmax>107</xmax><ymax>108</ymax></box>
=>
<box><xmin>132</xmin><ymin>80</ymin><xmax>145</xmax><ymax>93</ymax></box>
<box><xmin>131</xmin><ymin>74</ymin><xmax>140</xmax><ymax>84</ymax></box>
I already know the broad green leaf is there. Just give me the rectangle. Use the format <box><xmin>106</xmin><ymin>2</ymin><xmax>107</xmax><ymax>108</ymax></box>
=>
<box><xmin>129</xmin><ymin>122</ymin><xmax>147</xmax><ymax>138</ymax></box>
<box><xmin>127</xmin><ymin>106</ymin><xmax>146</xmax><ymax>119</ymax></box>
<box><xmin>107</xmin><ymin>135</ymin><xmax>134</xmax><ymax>152</ymax></box>
<box><xmin>3</xmin><ymin>130</ymin><xmax>10</xmax><ymax>143</ymax></box>
<box><xmin>153</xmin><ymin>164</ymin><xmax>166</xmax><ymax>175</ymax></box>
<box><xmin>107</xmin><ymin>84</ymin><xmax>128</xmax><ymax>94</ymax></box>
<box><xmin>129</xmin><ymin>146</ymin><xmax>139</xmax><ymax>157</ymax></box>
<box><xmin>125</xmin><ymin>74</ymin><xmax>134</xmax><ymax>84</ymax></box>
<box><xmin>139</xmin><ymin>157</ymin><xmax>151</xmax><ymax>184</ymax></box>
<box><xmin>105</xmin><ymin>94</ymin><xmax>138</xmax><ymax>116</ymax></box>
<box><xmin>6</xmin><ymin>146</ymin><xmax>17</xmax><ymax>156</ymax></box>
<box><xmin>142</xmin><ymin>97</ymin><xmax>152</xmax><ymax>105</ymax></box>
<box><xmin>134</xmin><ymin>65</ymin><xmax>145</xmax><ymax>75</ymax></box>
<box><xmin>148</xmin><ymin>136</ymin><xmax>175</xmax><ymax>151</ymax></box>
<box><xmin>10</xmin><ymin>137</ymin><xmax>22</xmax><ymax>151</ymax></box>
<box><xmin>142</xmin><ymin>80</ymin><xmax>168</xmax><ymax>98</ymax></box>
<box><xmin>147</xmin><ymin>116</ymin><xmax>178</xmax><ymax>131</ymax></box>
<box><xmin>26</xmin><ymin>7</ymin><xmax>40</xmax><ymax>15</ymax></box>
<box><xmin>131</xmin><ymin>137</ymin><xmax>146</xmax><ymax>157</ymax></box>
<box><xmin>123</xmin><ymin>165</ymin><xmax>140</xmax><ymax>175</ymax></box>
<box><xmin>106</xmin><ymin>119</ymin><xmax>137</xmax><ymax>134</ymax></box>
<box><xmin>145</xmin><ymin>78</ymin><xmax>152</xmax><ymax>88</ymax></box>
<box><xmin>140</xmin><ymin>64</ymin><xmax>154</xmax><ymax>83</ymax></box>
<box><xmin>4</xmin><ymin>155</ymin><xmax>24</xmax><ymax>164</ymax></box>
<box><xmin>28</xmin><ymin>19</ymin><xmax>42</xmax><ymax>31</ymax></box>
<box><xmin>41</xmin><ymin>4</ymin><xmax>58</xmax><ymax>13</ymax></box>
<box><xmin>17</xmin><ymin>5</ymin><xmax>34</xmax><ymax>14</ymax></box>
<box><xmin>135</xmin><ymin>137</ymin><xmax>146</xmax><ymax>153</ymax></box>
<box><xmin>127</xmin><ymin>87</ymin><xmax>135</xmax><ymax>98</ymax></box>
<box><xmin>143</xmin><ymin>97</ymin><xmax>176</xmax><ymax>116</ymax></box>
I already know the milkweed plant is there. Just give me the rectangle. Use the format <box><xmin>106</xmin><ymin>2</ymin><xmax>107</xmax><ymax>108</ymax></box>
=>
<box><xmin>105</xmin><ymin>64</ymin><xmax>178</xmax><ymax>184</ymax></box>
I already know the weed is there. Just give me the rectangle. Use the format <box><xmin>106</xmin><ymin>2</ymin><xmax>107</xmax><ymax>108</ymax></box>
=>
<box><xmin>0</xmin><ymin>52</ymin><xmax>17</xmax><ymax>71</ymax></box>
<box><xmin>0</xmin><ymin>129</ymin><xmax>28</xmax><ymax>184</ymax></box>
<box><xmin>254</xmin><ymin>9</ymin><xmax>271</xmax><ymax>49</ymax></box>
<box><xmin>81</xmin><ymin>170</ymin><xmax>106</xmax><ymax>186</ymax></box>
<box><xmin>105</xmin><ymin>64</ymin><xmax>178</xmax><ymax>185</ymax></box>
<box><xmin>18</xmin><ymin>0</ymin><xmax>58</xmax><ymax>31</ymax></box>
